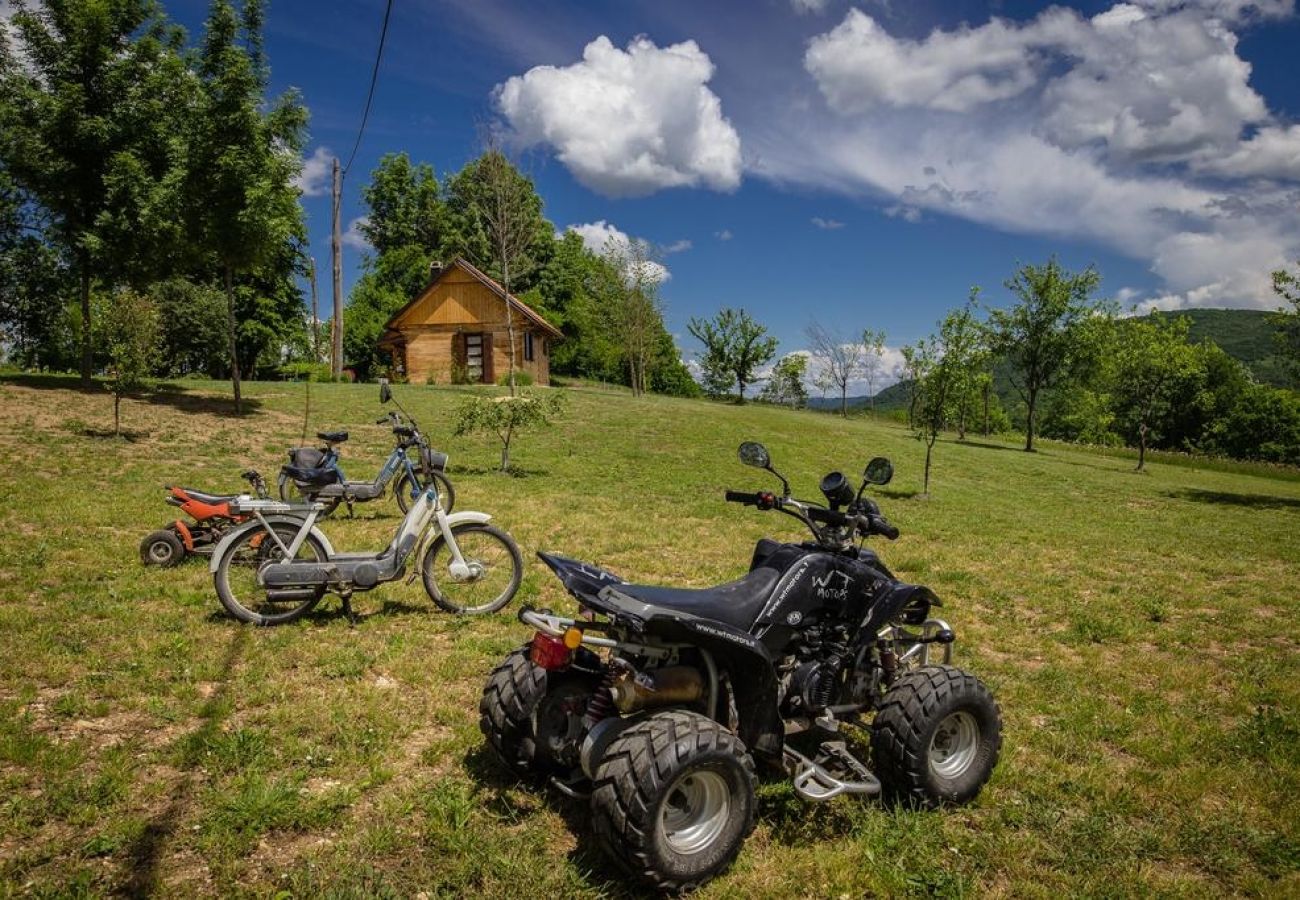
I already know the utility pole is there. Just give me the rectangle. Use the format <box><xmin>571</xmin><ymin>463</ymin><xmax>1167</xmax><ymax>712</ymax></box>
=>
<box><xmin>331</xmin><ymin>156</ymin><xmax>343</xmax><ymax>378</ymax></box>
<box><xmin>308</xmin><ymin>256</ymin><xmax>319</xmax><ymax>364</ymax></box>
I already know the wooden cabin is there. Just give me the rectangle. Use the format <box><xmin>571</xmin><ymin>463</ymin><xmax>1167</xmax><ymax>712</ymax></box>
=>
<box><xmin>377</xmin><ymin>258</ymin><xmax>563</xmax><ymax>386</ymax></box>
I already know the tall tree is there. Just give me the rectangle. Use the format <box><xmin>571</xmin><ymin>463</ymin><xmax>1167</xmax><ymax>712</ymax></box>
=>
<box><xmin>602</xmin><ymin>237</ymin><xmax>666</xmax><ymax>396</ymax></box>
<box><xmin>987</xmin><ymin>258</ymin><xmax>1101</xmax><ymax>451</ymax></box>
<box><xmin>0</xmin><ymin>0</ymin><xmax>181</xmax><ymax>382</ymax></box>
<box><xmin>760</xmin><ymin>353</ymin><xmax>809</xmax><ymax>408</ymax></box>
<box><xmin>688</xmin><ymin>307</ymin><xmax>778</xmax><ymax>404</ymax></box>
<box><xmin>805</xmin><ymin>320</ymin><xmax>864</xmax><ymax>417</ymax></box>
<box><xmin>358</xmin><ymin>152</ymin><xmax>444</xmax><ymax>257</ymax></box>
<box><xmin>912</xmin><ymin>299</ymin><xmax>983</xmax><ymax>495</ymax></box>
<box><xmin>1111</xmin><ymin>315</ymin><xmax>1203</xmax><ymax>471</ymax></box>
<box><xmin>185</xmin><ymin>0</ymin><xmax>306</xmax><ymax>413</ymax></box>
<box><xmin>861</xmin><ymin>328</ymin><xmax>887</xmax><ymax>417</ymax></box>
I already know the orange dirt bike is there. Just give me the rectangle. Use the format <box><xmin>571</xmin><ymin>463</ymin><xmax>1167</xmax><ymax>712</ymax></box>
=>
<box><xmin>139</xmin><ymin>470</ymin><xmax>279</xmax><ymax>567</ymax></box>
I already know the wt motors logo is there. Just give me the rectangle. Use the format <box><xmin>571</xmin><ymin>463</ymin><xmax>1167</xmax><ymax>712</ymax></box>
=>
<box><xmin>814</xmin><ymin>570</ymin><xmax>852</xmax><ymax>602</ymax></box>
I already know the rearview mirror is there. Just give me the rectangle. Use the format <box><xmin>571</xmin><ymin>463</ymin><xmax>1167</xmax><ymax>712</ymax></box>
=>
<box><xmin>864</xmin><ymin>456</ymin><xmax>893</xmax><ymax>485</ymax></box>
<box><xmin>379</xmin><ymin>380</ymin><xmax>391</xmax><ymax>404</ymax></box>
<box><xmin>738</xmin><ymin>441</ymin><xmax>770</xmax><ymax>469</ymax></box>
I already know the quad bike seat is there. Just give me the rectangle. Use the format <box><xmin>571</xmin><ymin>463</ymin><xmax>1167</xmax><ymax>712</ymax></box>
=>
<box><xmin>614</xmin><ymin>566</ymin><xmax>780</xmax><ymax>631</ymax></box>
<box><xmin>317</xmin><ymin>430</ymin><xmax>348</xmax><ymax>444</ymax></box>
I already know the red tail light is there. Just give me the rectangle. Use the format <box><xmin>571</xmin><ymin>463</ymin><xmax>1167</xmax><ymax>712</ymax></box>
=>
<box><xmin>530</xmin><ymin>631</ymin><xmax>573</xmax><ymax>671</ymax></box>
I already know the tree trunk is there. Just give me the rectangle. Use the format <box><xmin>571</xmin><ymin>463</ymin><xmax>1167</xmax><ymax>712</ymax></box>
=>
<box><xmin>958</xmin><ymin>405</ymin><xmax>967</xmax><ymax>441</ymax></box>
<box><xmin>500</xmin><ymin>424</ymin><xmax>513</xmax><ymax>472</ymax></box>
<box><xmin>736</xmin><ymin>373</ymin><xmax>746</xmax><ymax>405</ymax></box>
<box><xmin>840</xmin><ymin>383</ymin><xmax>848</xmax><ymax>418</ymax></box>
<box><xmin>114</xmin><ymin>392</ymin><xmax>121</xmax><ymax>437</ymax></box>
<box><xmin>1024</xmin><ymin>387</ymin><xmax>1037</xmax><ymax>452</ymax></box>
<box><xmin>1137</xmin><ymin>422</ymin><xmax>1147</xmax><ymax>471</ymax></box>
<box><xmin>503</xmin><ymin>261</ymin><xmax>517</xmax><ymax>397</ymax></box>
<box><xmin>923</xmin><ymin>433</ymin><xmax>935</xmax><ymax>495</ymax></box>
<box><xmin>224</xmin><ymin>266</ymin><xmax>243</xmax><ymax>415</ymax></box>
<box><xmin>79</xmin><ymin>263</ymin><xmax>93</xmax><ymax>386</ymax></box>
<box><xmin>983</xmin><ymin>381</ymin><xmax>991</xmax><ymax>437</ymax></box>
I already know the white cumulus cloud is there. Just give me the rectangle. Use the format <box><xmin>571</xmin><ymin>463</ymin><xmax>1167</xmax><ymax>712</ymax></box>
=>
<box><xmin>341</xmin><ymin>216</ymin><xmax>371</xmax><ymax>251</ymax></box>
<box><xmin>495</xmin><ymin>35</ymin><xmax>742</xmax><ymax>197</ymax></box>
<box><xmin>566</xmin><ymin>220</ymin><xmax>670</xmax><ymax>283</ymax></box>
<box><xmin>293</xmin><ymin>147</ymin><xmax>333</xmax><ymax>197</ymax></box>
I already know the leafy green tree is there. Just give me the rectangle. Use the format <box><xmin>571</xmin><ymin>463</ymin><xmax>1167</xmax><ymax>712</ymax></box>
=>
<box><xmin>0</xmin><ymin>0</ymin><xmax>185</xmax><ymax>382</ymax></box>
<box><xmin>912</xmin><ymin>299</ymin><xmax>984</xmax><ymax>495</ymax></box>
<box><xmin>760</xmin><ymin>353</ymin><xmax>808</xmax><ymax>408</ymax></box>
<box><xmin>345</xmin><ymin>244</ymin><xmax>434</xmax><ymax>380</ymax></box>
<box><xmin>185</xmin><ymin>0</ymin><xmax>306</xmax><ymax>413</ymax></box>
<box><xmin>987</xmin><ymin>258</ymin><xmax>1102</xmax><ymax>451</ymax></box>
<box><xmin>452</xmin><ymin>391</ymin><xmax>566</xmax><ymax>472</ymax></box>
<box><xmin>151</xmin><ymin>277</ymin><xmax>227</xmax><ymax>377</ymax></box>
<box><xmin>1111</xmin><ymin>315</ymin><xmax>1204</xmax><ymax>471</ymax></box>
<box><xmin>1272</xmin><ymin>261</ymin><xmax>1300</xmax><ymax>379</ymax></box>
<box><xmin>688</xmin><ymin>308</ymin><xmax>778</xmax><ymax>404</ymax></box>
<box><xmin>600</xmin><ymin>237</ymin><xmax>665</xmax><ymax>396</ymax></box>
<box><xmin>358</xmin><ymin>153</ymin><xmax>444</xmax><ymax>257</ymax></box>
<box><xmin>95</xmin><ymin>287</ymin><xmax>159</xmax><ymax>435</ymax></box>
<box><xmin>0</xmin><ymin>172</ymin><xmax>70</xmax><ymax>368</ymax></box>
<box><xmin>649</xmin><ymin>329</ymin><xmax>701</xmax><ymax>398</ymax></box>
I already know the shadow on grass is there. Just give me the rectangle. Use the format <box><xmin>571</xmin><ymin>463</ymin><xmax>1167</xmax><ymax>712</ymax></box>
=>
<box><xmin>957</xmin><ymin>439</ymin><xmax>1029</xmax><ymax>454</ymax></box>
<box><xmin>461</xmin><ymin>744</ymin><xmax>630</xmax><ymax>896</ymax></box>
<box><xmin>0</xmin><ymin>373</ymin><xmax>263</xmax><ymax>417</ymax></box>
<box><xmin>76</xmin><ymin>427</ymin><xmax>151</xmax><ymax>442</ymax></box>
<box><xmin>450</xmin><ymin>464</ymin><xmax>550</xmax><ymax>479</ymax></box>
<box><xmin>878</xmin><ymin>488</ymin><xmax>923</xmax><ymax>500</ymax></box>
<box><xmin>124</xmin><ymin>626</ymin><xmax>248</xmax><ymax>896</ymax></box>
<box><xmin>1164</xmin><ymin>488</ymin><xmax>1300</xmax><ymax>510</ymax></box>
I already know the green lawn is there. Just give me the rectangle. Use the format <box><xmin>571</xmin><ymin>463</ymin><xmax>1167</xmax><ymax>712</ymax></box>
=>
<box><xmin>1</xmin><ymin>375</ymin><xmax>1297</xmax><ymax>897</ymax></box>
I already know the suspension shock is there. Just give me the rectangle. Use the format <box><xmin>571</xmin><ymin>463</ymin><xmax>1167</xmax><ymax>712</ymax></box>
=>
<box><xmin>582</xmin><ymin>666</ymin><xmax>618</xmax><ymax>729</ymax></box>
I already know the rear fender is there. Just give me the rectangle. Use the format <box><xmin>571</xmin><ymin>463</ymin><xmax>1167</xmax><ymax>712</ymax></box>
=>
<box><xmin>208</xmin><ymin>516</ymin><xmax>334</xmax><ymax>574</ymax></box>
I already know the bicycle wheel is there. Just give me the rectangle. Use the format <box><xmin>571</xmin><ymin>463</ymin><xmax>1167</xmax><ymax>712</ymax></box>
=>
<box><xmin>421</xmin><ymin>523</ymin><xmax>522</xmax><ymax>615</ymax></box>
<box><xmin>395</xmin><ymin>469</ymin><xmax>456</xmax><ymax>515</ymax></box>
<box><xmin>214</xmin><ymin>522</ymin><xmax>328</xmax><ymax>625</ymax></box>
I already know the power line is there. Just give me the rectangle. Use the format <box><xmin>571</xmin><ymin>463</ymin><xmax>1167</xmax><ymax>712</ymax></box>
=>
<box><xmin>342</xmin><ymin>0</ymin><xmax>395</xmax><ymax>177</ymax></box>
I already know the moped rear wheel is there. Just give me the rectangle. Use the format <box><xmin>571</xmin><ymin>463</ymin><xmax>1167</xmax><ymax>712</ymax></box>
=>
<box><xmin>278</xmin><ymin>474</ymin><xmax>341</xmax><ymax>517</ymax></box>
<box><xmin>214</xmin><ymin>523</ymin><xmax>327</xmax><ymax>625</ymax></box>
<box><xmin>421</xmin><ymin>524</ymin><xmax>523</xmax><ymax>614</ymax></box>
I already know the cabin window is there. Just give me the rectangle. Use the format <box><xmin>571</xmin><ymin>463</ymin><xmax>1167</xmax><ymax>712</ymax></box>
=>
<box><xmin>523</xmin><ymin>331</ymin><xmax>535</xmax><ymax>362</ymax></box>
<box><xmin>465</xmin><ymin>333</ymin><xmax>484</xmax><ymax>383</ymax></box>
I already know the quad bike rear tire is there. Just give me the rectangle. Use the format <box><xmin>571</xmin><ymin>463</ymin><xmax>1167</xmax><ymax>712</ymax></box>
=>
<box><xmin>870</xmin><ymin>664</ymin><xmax>1002</xmax><ymax>808</ymax></box>
<box><xmin>479</xmin><ymin>645</ymin><xmax>597</xmax><ymax>780</ymax></box>
<box><xmin>590</xmin><ymin>709</ymin><xmax>756</xmax><ymax>894</ymax></box>
<box><xmin>140</xmin><ymin>528</ymin><xmax>185</xmax><ymax>567</ymax></box>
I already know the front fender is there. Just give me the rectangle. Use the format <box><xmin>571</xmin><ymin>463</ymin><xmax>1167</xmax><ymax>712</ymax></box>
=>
<box><xmin>208</xmin><ymin>516</ymin><xmax>336</xmax><ymax>573</ymax></box>
<box><xmin>444</xmin><ymin>510</ymin><xmax>491</xmax><ymax>528</ymax></box>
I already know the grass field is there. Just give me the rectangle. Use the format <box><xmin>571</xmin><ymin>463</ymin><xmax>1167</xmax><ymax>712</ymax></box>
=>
<box><xmin>1</xmin><ymin>374</ymin><xmax>1297</xmax><ymax>898</ymax></box>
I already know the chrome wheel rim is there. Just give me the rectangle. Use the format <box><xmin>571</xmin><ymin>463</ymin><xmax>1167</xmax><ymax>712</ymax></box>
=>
<box><xmin>149</xmin><ymin>541</ymin><xmax>175</xmax><ymax>563</ymax></box>
<box><xmin>929</xmin><ymin>710</ymin><xmax>979</xmax><ymax>779</ymax></box>
<box><xmin>658</xmin><ymin>770</ymin><xmax>730</xmax><ymax>855</ymax></box>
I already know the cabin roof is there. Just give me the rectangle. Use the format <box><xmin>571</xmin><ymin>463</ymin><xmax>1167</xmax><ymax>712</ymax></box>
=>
<box><xmin>381</xmin><ymin>257</ymin><xmax>563</xmax><ymax>339</ymax></box>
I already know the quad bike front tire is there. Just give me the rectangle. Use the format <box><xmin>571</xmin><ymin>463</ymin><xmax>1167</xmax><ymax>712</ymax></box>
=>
<box><xmin>478</xmin><ymin>645</ymin><xmax>598</xmax><ymax>780</ymax></box>
<box><xmin>140</xmin><ymin>528</ymin><xmax>185</xmax><ymax>567</ymax></box>
<box><xmin>870</xmin><ymin>664</ymin><xmax>1002</xmax><ymax>808</ymax></box>
<box><xmin>590</xmin><ymin>709</ymin><xmax>756</xmax><ymax>894</ymax></box>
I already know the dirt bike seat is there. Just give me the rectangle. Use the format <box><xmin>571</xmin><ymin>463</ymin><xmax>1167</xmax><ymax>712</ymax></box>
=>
<box><xmin>176</xmin><ymin>488</ymin><xmax>239</xmax><ymax>505</ymax></box>
<box><xmin>614</xmin><ymin>567</ymin><xmax>780</xmax><ymax>631</ymax></box>
<box><xmin>317</xmin><ymin>430</ymin><xmax>348</xmax><ymax>444</ymax></box>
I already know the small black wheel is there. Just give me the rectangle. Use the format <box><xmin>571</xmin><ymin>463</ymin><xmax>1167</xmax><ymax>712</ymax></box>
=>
<box><xmin>421</xmin><ymin>523</ymin><xmax>522</xmax><ymax>614</ymax></box>
<box><xmin>479</xmin><ymin>645</ymin><xmax>597</xmax><ymax>780</ymax></box>
<box><xmin>395</xmin><ymin>469</ymin><xmax>455</xmax><ymax>515</ymax></box>
<box><xmin>871</xmin><ymin>664</ymin><xmax>1002</xmax><ymax>807</ymax></box>
<box><xmin>590</xmin><ymin>709</ymin><xmax>756</xmax><ymax>893</ymax></box>
<box><xmin>140</xmin><ymin>528</ymin><xmax>185</xmax><ymax>567</ymax></box>
<box><xmin>213</xmin><ymin>522</ymin><xmax>327</xmax><ymax>625</ymax></box>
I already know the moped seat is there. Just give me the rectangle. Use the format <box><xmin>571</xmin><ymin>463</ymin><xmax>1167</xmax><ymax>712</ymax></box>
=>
<box><xmin>285</xmin><ymin>466</ymin><xmax>338</xmax><ymax>485</ymax></box>
<box><xmin>317</xmin><ymin>430</ymin><xmax>348</xmax><ymax>444</ymax></box>
<box><xmin>614</xmin><ymin>567</ymin><xmax>780</xmax><ymax>631</ymax></box>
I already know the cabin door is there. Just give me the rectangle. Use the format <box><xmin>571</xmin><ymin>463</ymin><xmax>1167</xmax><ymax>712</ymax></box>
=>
<box><xmin>464</xmin><ymin>332</ymin><xmax>494</xmax><ymax>384</ymax></box>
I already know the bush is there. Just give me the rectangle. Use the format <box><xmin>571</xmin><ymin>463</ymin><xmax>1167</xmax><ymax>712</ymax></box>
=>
<box><xmin>452</xmin><ymin>390</ymin><xmax>566</xmax><ymax>472</ymax></box>
<box><xmin>496</xmin><ymin>370</ymin><xmax>534</xmax><ymax>387</ymax></box>
<box><xmin>279</xmin><ymin>361</ymin><xmax>332</xmax><ymax>382</ymax></box>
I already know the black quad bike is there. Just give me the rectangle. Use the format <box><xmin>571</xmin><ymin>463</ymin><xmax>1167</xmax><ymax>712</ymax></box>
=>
<box><xmin>479</xmin><ymin>442</ymin><xmax>1002</xmax><ymax>893</ymax></box>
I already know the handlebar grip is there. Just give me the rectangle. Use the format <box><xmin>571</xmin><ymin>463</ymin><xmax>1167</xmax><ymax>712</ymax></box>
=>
<box><xmin>375</xmin><ymin>417</ymin><xmax>388</xmax><ymax>425</ymax></box>
<box><xmin>724</xmin><ymin>490</ymin><xmax>760</xmax><ymax>506</ymax></box>
<box><xmin>874</xmin><ymin>517</ymin><xmax>900</xmax><ymax>540</ymax></box>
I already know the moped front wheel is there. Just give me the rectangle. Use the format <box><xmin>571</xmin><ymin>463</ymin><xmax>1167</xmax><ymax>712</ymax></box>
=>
<box><xmin>214</xmin><ymin>523</ymin><xmax>328</xmax><ymax>625</ymax></box>
<box><xmin>394</xmin><ymin>469</ymin><xmax>456</xmax><ymax>515</ymax></box>
<box><xmin>421</xmin><ymin>524</ymin><xmax>523</xmax><ymax>615</ymax></box>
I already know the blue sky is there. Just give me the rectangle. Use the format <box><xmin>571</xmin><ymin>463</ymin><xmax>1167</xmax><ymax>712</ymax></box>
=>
<box><xmin>158</xmin><ymin>0</ymin><xmax>1300</xmax><ymax>385</ymax></box>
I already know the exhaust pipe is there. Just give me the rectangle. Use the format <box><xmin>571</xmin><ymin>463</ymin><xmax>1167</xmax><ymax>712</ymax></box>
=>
<box><xmin>265</xmin><ymin>588</ymin><xmax>319</xmax><ymax>602</ymax></box>
<box><xmin>608</xmin><ymin>665</ymin><xmax>705</xmax><ymax>714</ymax></box>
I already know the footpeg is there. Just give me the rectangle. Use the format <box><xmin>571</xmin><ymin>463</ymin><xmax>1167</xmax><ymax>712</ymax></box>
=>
<box><xmin>785</xmin><ymin>742</ymin><xmax>880</xmax><ymax>802</ymax></box>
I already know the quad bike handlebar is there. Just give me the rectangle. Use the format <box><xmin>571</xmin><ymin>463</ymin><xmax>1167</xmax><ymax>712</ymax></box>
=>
<box><xmin>724</xmin><ymin>489</ymin><xmax>898</xmax><ymax>542</ymax></box>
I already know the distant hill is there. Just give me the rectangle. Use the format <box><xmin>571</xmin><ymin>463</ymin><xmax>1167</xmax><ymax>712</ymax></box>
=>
<box><xmin>1150</xmin><ymin>308</ymin><xmax>1292</xmax><ymax>387</ymax></box>
<box><xmin>807</xmin><ymin>307</ymin><xmax>1294</xmax><ymax>416</ymax></box>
